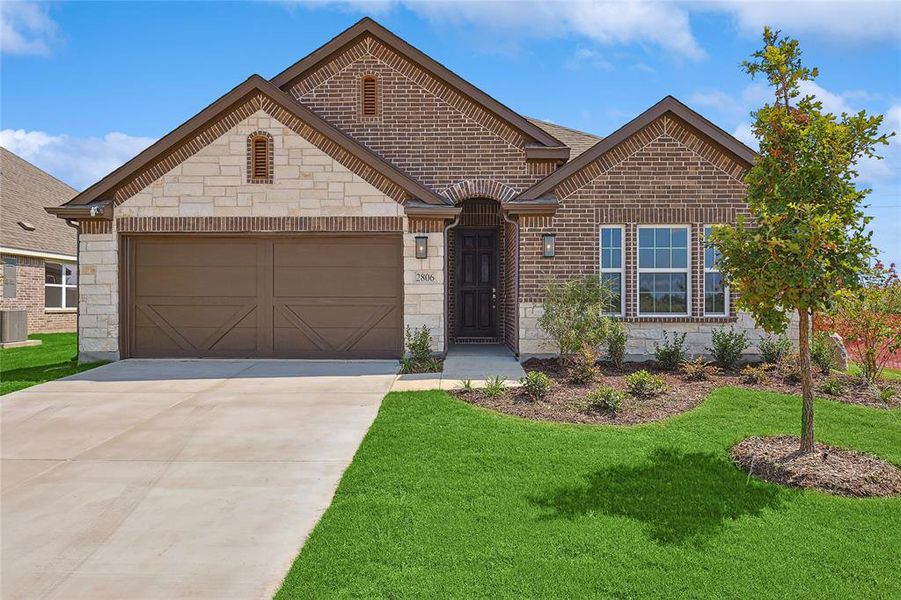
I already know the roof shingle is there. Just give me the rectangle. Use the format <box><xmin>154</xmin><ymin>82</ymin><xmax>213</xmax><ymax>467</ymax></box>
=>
<box><xmin>1</xmin><ymin>148</ymin><xmax>77</xmax><ymax>256</ymax></box>
<box><xmin>525</xmin><ymin>117</ymin><xmax>603</xmax><ymax>161</ymax></box>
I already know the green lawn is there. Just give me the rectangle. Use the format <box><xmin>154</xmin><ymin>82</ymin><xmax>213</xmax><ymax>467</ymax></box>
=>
<box><xmin>277</xmin><ymin>388</ymin><xmax>900</xmax><ymax>599</ymax></box>
<box><xmin>845</xmin><ymin>363</ymin><xmax>901</xmax><ymax>382</ymax></box>
<box><xmin>0</xmin><ymin>333</ymin><xmax>107</xmax><ymax>395</ymax></box>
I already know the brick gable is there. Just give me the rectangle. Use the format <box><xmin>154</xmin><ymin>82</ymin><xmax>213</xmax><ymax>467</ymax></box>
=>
<box><xmin>290</xmin><ymin>36</ymin><xmax>552</xmax><ymax>197</ymax></box>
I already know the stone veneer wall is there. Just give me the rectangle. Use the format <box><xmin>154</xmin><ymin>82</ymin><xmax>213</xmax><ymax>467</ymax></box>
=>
<box><xmin>77</xmin><ymin>109</ymin><xmax>446</xmax><ymax>360</ymax></box>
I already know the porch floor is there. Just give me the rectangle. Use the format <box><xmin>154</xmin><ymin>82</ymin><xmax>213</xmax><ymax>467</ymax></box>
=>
<box><xmin>391</xmin><ymin>344</ymin><xmax>526</xmax><ymax>392</ymax></box>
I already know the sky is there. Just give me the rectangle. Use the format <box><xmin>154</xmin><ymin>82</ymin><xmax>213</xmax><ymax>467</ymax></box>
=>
<box><xmin>2</xmin><ymin>0</ymin><xmax>899</xmax><ymax>263</ymax></box>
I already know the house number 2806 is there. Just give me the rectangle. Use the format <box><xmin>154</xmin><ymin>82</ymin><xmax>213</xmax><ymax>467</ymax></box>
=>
<box><xmin>415</xmin><ymin>272</ymin><xmax>435</xmax><ymax>283</ymax></box>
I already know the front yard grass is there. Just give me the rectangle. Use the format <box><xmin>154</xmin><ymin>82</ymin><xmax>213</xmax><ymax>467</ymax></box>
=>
<box><xmin>276</xmin><ymin>388</ymin><xmax>900</xmax><ymax>599</ymax></box>
<box><xmin>0</xmin><ymin>333</ymin><xmax>107</xmax><ymax>395</ymax></box>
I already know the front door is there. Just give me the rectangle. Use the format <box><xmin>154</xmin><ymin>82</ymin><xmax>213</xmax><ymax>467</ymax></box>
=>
<box><xmin>456</xmin><ymin>229</ymin><xmax>497</xmax><ymax>339</ymax></box>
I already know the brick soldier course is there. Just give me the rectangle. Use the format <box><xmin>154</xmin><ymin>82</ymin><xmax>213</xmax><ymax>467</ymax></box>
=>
<box><xmin>48</xmin><ymin>18</ymin><xmax>792</xmax><ymax>362</ymax></box>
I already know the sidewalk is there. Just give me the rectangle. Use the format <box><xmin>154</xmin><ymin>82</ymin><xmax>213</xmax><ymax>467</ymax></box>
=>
<box><xmin>391</xmin><ymin>344</ymin><xmax>526</xmax><ymax>392</ymax></box>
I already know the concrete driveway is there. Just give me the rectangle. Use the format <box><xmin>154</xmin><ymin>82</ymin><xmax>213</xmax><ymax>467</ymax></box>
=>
<box><xmin>1</xmin><ymin>359</ymin><xmax>397</xmax><ymax>599</ymax></box>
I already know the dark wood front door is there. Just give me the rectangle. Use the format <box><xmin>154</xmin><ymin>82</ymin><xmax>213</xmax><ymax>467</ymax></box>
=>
<box><xmin>456</xmin><ymin>229</ymin><xmax>497</xmax><ymax>339</ymax></box>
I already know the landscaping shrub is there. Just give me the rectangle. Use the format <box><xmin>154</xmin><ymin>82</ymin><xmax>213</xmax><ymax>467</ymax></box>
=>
<box><xmin>460</xmin><ymin>379</ymin><xmax>474</xmax><ymax>394</ymax></box>
<box><xmin>777</xmin><ymin>352</ymin><xmax>802</xmax><ymax>383</ymax></box>
<box><xmin>811</xmin><ymin>331</ymin><xmax>837</xmax><ymax>374</ymax></box>
<box><xmin>878</xmin><ymin>386</ymin><xmax>895</xmax><ymax>403</ymax></box>
<box><xmin>741</xmin><ymin>364</ymin><xmax>770</xmax><ymax>384</ymax></box>
<box><xmin>483</xmin><ymin>376</ymin><xmax>507</xmax><ymax>398</ymax></box>
<box><xmin>654</xmin><ymin>331</ymin><xmax>687</xmax><ymax>371</ymax></box>
<box><xmin>625</xmin><ymin>370</ymin><xmax>666</xmax><ymax>397</ymax></box>
<box><xmin>759</xmin><ymin>334</ymin><xmax>793</xmax><ymax>364</ymax></box>
<box><xmin>817</xmin><ymin>261</ymin><xmax>901</xmax><ymax>384</ymax></box>
<box><xmin>681</xmin><ymin>357</ymin><xmax>717</xmax><ymax>381</ymax></box>
<box><xmin>606</xmin><ymin>321</ymin><xmax>627</xmax><ymax>368</ymax></box>
<box><xmin>539</xmin><ymin>276</ymin><xmax>616</xmax><ymax>364</ymax></box>
<box><xmin>587</xmin><ymin>386</ymin><xmax>625</xmax><ymax>411</ymax></box>
<box><xmin>568</xmin><ymin>343</ymin><xmax>600</xmax><ymax>384</ymax></box>
<box><xmin>520</xmin><ymin>371</ymin><xmax>553</xmax><ymax>401</ymax></box>
<box><xmin>399</xmin><ymin>326</ymin><xmax>441</xmax><ymax>374</ymax></box>
<box><xmin>708</xmin><ymin>327</ymin><xmax>749</xmax><ymax>369</ymax></box>
<box><xmin>822</xmin><ymin>376</ymin><xmax>846</xmax><ymax>396</ymax></box>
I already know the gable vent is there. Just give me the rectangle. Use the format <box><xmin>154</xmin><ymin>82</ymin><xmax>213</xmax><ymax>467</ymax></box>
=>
<box><xmin>252</xmin><ymin>137</ymin><xmax>268</xmax><ymax>179</ymax></box>
<box><xmin>361</xmin><ymin>76</ymin><xmax>377</xmax><ymax>117</ymax></box>
<box><xmin>246</xmin><ymin>131</ymin><xmax>273</xmax><ymax>184</ymax></box>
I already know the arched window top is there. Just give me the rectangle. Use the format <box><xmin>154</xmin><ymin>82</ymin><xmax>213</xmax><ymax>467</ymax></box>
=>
<box><xmin>361</xmin><ymin>75</ymin><xmax>378</xmax><ymax>118</ymax></box>
<box><xmin>246</xmin><ymin>130</ymin><xmax>273</xmax><ymax>184</ymax></box>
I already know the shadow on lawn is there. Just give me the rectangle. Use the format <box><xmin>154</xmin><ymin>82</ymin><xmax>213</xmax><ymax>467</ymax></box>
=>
<box><xmin>531</xmin><ymin>447</ymin><xmax>791</xmax><ymax>545</ymax></box>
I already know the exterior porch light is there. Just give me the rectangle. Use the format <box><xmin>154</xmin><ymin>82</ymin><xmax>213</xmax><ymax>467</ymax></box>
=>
<box><xmin>542</xmin><ymin>233</ymin><xmax>556</xmax><ymax>257</ymax></box>
<box><xmin>415</xmin><ymin>236</ymin><xmax>428</xmax><ymax>259</ymax></box>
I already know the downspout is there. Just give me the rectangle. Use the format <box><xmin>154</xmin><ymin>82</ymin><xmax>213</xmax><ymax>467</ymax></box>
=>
<box><xmin>442</xmin><ymin>214</ymin><xmax>460</xmax><ymax>356</ymax></box>
<box><xmin>501</xmin><ymin>208</ymin><xmax>519</xmax><ymax>357</ymax></box>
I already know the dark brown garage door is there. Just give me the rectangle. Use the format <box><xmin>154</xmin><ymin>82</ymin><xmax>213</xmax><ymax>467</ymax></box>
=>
<box><xmin>125</xmin><ymin>235</ymin><xmax>402</xmax><ymax>359</ymax></box>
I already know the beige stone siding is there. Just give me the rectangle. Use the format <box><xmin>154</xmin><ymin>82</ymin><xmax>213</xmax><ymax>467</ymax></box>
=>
<box><xmin>403</xmin><ymin>232</ymin><xmax>445</xmax><ymax>352</ymax></box>
<box><xmin>78</xmin><ymin>229</ymin><xmax>119</xmax><ymax>360</ymax></box>
<box><xmin>116</xmin><ymin>110</ymin><xmax>402</xmax><ymax>220</ymax></box>
<box><xmin>518</xmin><ymin>302</ymin><xmax>799</xmax><ymax>361</ymax></box>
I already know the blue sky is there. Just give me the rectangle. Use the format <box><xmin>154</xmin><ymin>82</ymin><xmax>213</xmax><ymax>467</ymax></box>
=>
<box><xmin>2</xmin><ymin>1</ymin><xmax>899</xmax><ymax>262</ymax></box>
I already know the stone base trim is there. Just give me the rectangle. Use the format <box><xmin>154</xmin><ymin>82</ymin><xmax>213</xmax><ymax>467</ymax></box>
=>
<box><xmin>79</xmin><ymin>350</ymin><xmax>119</xmax><ymax>363</ymax></box>
<box><xmin>116</xmin><ymin>216</ymin><xmax>404</xmax><ymax>233</ymax></box>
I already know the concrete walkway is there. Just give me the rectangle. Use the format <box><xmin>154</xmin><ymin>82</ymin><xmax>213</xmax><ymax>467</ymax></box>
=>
<box><xmin>1</xmin><ymin>359</ymin><xmax>397</xmax><ymax>600</ymax></box>
<box><xmin>392</xmin><ymin>344</ymin><xmax>526</xmax><ymax>391</ymax></box>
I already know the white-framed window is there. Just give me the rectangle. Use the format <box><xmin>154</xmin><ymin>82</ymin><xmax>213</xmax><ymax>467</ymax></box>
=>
<box><xmin>45</xmin><ymin>262</ymin><xmax>77</xmax><ymax>309</ymax></box>
<box><xmin>637</xmin><ymin>225</ymin><xmax>690</xmax><ymax>316</ymax></box>
<box><xmin>599</xmin><ymin>226</ymin><xmax>624</xmax><ymax>315</ymax></box>
<box><xmin>704</xmin><ymin>225</ymin><xmax>728</xmax><ymax>315</ymax></box>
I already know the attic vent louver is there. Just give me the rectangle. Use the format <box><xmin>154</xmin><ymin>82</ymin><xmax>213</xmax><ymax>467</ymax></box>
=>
<box><xmin>361</xmin><ymin>76</ymin><xmax>377</xmax><ymax>117</ymax></box>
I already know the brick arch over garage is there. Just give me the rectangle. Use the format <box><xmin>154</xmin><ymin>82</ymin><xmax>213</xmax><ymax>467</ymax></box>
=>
<box><xmin>447</xmin><ymin>195</ymin><xmax>518</xmax><ymax>352</ymax></box>
<box><xmin>442</xmin><ymin>179</ymin><xmax>519</xmax><ymax>205</ymax></box>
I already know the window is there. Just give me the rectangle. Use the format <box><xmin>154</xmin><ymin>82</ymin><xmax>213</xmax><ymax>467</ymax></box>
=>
<box><xmin>246</xmin><ymin>131</ymin><xmax>272</xmax><ymax>183</ymax></box>
<box><xmin>361</xmin><ymin>75</ymin><xmax>377</xmax><ymax>117</ymax></box>
<box><xmin>599</xmin><ymin>226</ymin><xmax>624</xmax><ymax>315</ymax></box>
<box><xmin>637</xmin><ymin>226</ymin><xmax>689</xmax><ymax>316</ymax></box>
<box><xmin>704</xmin><ymin>226</ymin><xmax>728</xmax><ymax>315</ymax></box>
<box><xmin>45</xmin><ymin>262</ymin><xmax>77</xmax><ymax>309</ymax></box>
<box><xmin>3</xmin><ymin>256</ymin><xmax>16</xmax><ymax>298</ymax></box>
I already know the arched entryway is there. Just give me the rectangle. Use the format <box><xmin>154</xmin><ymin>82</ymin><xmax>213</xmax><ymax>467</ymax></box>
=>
<box><xmin>447</xmin><ymin>198</ymin><xmax>517</xmax><ymax>351</ymax></box>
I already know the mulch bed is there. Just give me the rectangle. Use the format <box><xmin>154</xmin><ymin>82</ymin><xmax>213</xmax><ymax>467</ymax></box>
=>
<box><xmin>452</xmin><ymin>359</ymin><xmax>899</xmax><ymax>426</ymax></box>
<box><xmin>731</xmin><ymin>436</ymin><xmax>901</xmax><ymax>497</ymax></box>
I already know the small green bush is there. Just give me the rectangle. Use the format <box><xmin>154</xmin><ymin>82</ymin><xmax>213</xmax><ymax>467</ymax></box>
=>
<box><xmin>759</xmin><ymin>333</ymin><xmax>792</xmax><ymax>364</ymax></box>
<box><xmin>821</xmin><ymin>375</ymin><xmax>846</xmax><ymax>396</ymax></box>
<box><xmin>654</xmin><ymin>331</ymin><xmax>687</xmax><ymax>371</ymax></box>
<box><xmin>520</xmin><ymin>371</ymin><xmax>553</xmax><ymax>401</ymax></box>
<box><xmin>878</xmin><ymin>386</ymin><xmax>895</xmax><ymax>403</ymax></box>
<box><xmin>708</xmin><ymin>327</ymin><xmax>749</xmax><ymax>369</ymax></box>
<box><xmin>681</xmin><ymin>357</ymin><xmax>717</xmax><ymax>381</ymax></box>
<box><xmin>460</xmin><ymin>379</ymin><xmax>474</xmax><ymax>393</ymax></box>
<box><xmin>538</xmin><ymin>276</ymin><xmax>616</xmax><ymax>364</ymax></box>
<box><xmin>777</xmin><ymin>352</ymin><xmax>802</xmax><ymax>383</ymax></box>
<box><xmin>404</xmin><ymin>325</ymin><xmax>432</xmax><ymax>362</ymax></box>
<box><xmin>587</xmin><ymin>386</ymin><xmax>625</xmax><ymax>411</ymax></box>
<box><xmin>811</xmin><ymin>331</ymin><xmax>836</xmax><ymax>374</ymax></box>
<box><xmin>741</xmin><ymin>364</ymin><xmax>770</xmax><ymax>384</ymax></box>
<box><xmin>606</xmin><ymin>321</ymin><xmax>627</xmax><ymax>368</ymax></box>
<box><xmin>568</xmin><ymin>343</ymin><xmax>600</xmax><ymax>384</ymax></box>
<box><xmin>483</xmin><ymin>375</ymin><xmax>507</xmax><ymax>398</ymax></box>
<box><xmin>625</xmin><ymin>370</ymin><xmax>666</xmax><ymax>397</ymax></box>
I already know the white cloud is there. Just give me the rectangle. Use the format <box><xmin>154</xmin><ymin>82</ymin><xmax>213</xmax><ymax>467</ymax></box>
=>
<box><xmin>705</xmin><ymin>0</ymin><xmax>901</xmax><ymax>44</ymax></box>
<box><xmin>565</xmin><ymin>48</ymin><xmax>614</xmax><ymax>71</ymax></box>
<box><xmin>295</xmin><ymin>1</ymin><xmax>706</xmax><ymax>59</ymax></box>
<box><xmin>0</xmin><ymin>1</ymin><xmax>59</xmax><ymax>55</ymax></box>
<box><xmin>0</xmin><ymin>129</ymin><xmax>156</xmax><ymax>190</ymax></box>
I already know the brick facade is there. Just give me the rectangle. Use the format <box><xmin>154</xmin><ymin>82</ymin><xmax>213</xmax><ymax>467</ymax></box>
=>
<box><xmin>1</xmin><ymin>254</ymin><xmax>77</xmax><ymax>333</ymax></box>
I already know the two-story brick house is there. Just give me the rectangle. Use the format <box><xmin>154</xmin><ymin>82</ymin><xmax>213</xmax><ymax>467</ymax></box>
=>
<box><xmin>48</xmin><ymin>18</ymin><xmax>791</xmax><ymax>362</ymax></box>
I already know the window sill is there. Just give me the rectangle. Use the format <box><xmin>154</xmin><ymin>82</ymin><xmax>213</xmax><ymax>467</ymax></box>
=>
<box><xmin>622</xmin><ymin>315</ymin><xmax>737</xmax><ymax>324</ymax></box>
<box><xmin>45</xmin><ymin>308</ymin><xmax>76</xmax><ymax>314</ymax></box>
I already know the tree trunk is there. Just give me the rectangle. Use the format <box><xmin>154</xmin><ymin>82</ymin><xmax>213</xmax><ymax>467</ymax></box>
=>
<box><xmin>798</xmin><ymin>309</ymin><xmax>815</xmax><ymax>453</ymax></box>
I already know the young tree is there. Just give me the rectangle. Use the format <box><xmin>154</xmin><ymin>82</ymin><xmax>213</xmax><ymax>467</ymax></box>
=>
<box><xmin>711</xmin><ymin>28</ymin><xmax>893</xmax><ymax>453</ymax></box>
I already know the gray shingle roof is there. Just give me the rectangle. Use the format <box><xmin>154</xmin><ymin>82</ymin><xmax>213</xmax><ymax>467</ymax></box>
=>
<box><xmin>525</xmin><ymin>117</ymin><xmax>603</xmax><ymax>161</ymax></box>
<box><xmin>1</xmin><ymin>148</ymin><xmax>77</xmax><ymax>256</ymax></box>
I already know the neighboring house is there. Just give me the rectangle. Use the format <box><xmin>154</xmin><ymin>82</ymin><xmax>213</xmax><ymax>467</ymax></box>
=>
<box><xmin>2</xmin><ymin>148</ymin><xmax>78</xmax><ymax>333</ymax></box>
<box><xmin>48</xmin><ymin>18</ymin><xmax>793</xmax><ymax>362</ymax></box>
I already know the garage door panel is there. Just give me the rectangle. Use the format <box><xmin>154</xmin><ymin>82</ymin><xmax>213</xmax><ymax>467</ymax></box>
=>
<box><xmin>129</xmin><ymin>236</ymin><xmax>402</xmax><ymax>358</ymax></box>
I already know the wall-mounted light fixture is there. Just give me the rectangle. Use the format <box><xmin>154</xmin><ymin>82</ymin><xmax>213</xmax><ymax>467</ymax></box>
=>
<box><xmin>415</xmin><ymin>236</ymin><xmax>428</xmax><ymax>259</ymax></box>
<box><xmin>542</xmin><ymin>233</ymin><xmax>556</xmax><ymax>258</ymax></box>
